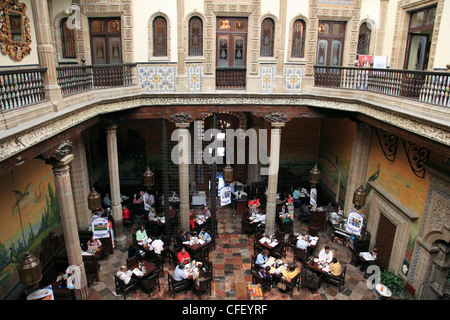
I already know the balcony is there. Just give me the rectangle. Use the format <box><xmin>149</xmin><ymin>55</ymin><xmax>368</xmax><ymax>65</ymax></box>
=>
<box><xmin>314</xmin><ymin>66</ymin><xmax>450</xmax><ymax>107</ymax></box>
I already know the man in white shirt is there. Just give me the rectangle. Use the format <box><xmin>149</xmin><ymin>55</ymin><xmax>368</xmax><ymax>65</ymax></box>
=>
<box><xmin>116</xmin><ymin>265</ymin><xmax>135</xmax><ymax>285</ymax></box>
<box><xmin>296</xmin><ymin>236</ymin><xmax>310</xmax><ymax>251</ymax></box>
<box><xmin>150</xmin><ymin>237</ymin><xmax>164</xmax><ymax>255</ymax></box>
<box><xmin>318</xmin><ymin>246</ymin><xmax>333</xmax><ymax>263</ymax></box>
<box><xmin>203</xmin><ymin>206</ymin><xmax>211</xmax><ymax>219</ymax></box>
<box><xmin>251</xmin><ymin>212</ymin><xmax>266</xmax><ymax>227</ymax></box>
<box><xmin>173</xmin><ymin>263</ymin><xmax>191</xmax><ymax>282</ymax></box>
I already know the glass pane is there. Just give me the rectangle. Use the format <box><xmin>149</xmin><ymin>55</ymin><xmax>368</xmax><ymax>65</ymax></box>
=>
<box><xmin>410</xmin><ymin>12</ymin><xmax>424</xmax><ymax>28</ymax></box>
<box><xmin>234</xmin><ymin>19</ymin><xmax>246</xmax><ymax>31</ymax></box>
<box><xmin>316</xmin><ymin>39</ymin><xmax>327</xmax><ymax>65</ymax></box>
<box><xmin>234</xmin><ymin>36</ymin><xmax>245</xmax><ymax>66</ymax></box>
<box><xmin>9</xmin><ymin>14</ymin><xmax>23</xmax><ymax>41</ymax></box>
<box><xmin>330</xmin><ymin>40</ymin><xmax>342</xmax><ymax>66</ymax></box>
<box><xmin>109</xmin><ymin>37</ymin><xmax>122</xmax><ymax>64</ymax></box>
<box><xmin>218</xmin><ymin>19</ymin><xmax>231</xmax><ymax>30</ymax></box>
<box><xmin>260</xmin><ymin>18</ymin><xmax>274</xmax><ymax>57</ymax></box>
<box><xmin>92</xmin><ymin>37</ymin><xmax>107</xmax><ymax>64</ymax></box>
<box><xmin>407</xmin><ymin>35</ymin><xmax>427</xmax><ymax>70</ymax></box>
<box><xmin>189</xmin><ymin>17</ymin><xmax>203</xmax><ymax>56</ymax></box>
<box><xmin>153</xmin><ymin>17</ymin><xmax>167</xmax><ymax>56</ymax></box>
<box><xmin>108</xmin><ymin>20</ymin><xmax>121</xmax><ymax>33</ymax></box>
<box><xmin>292</xmin><ymin>20</ymin><xmax>305</xmax><ymax>58</ymax></box>
<box><xmin>332</xmin><ymin>23</ymin><xmax>344</xmax><ymax>36</ymax></box>
<box><xmin>62</xmin><ymin>19</ymin><xmax>76</xmax><ymax>58</ymax></box>
<box><xmin>426</xmin><ymin>8</ymin><xmax>436</xmax><ymax>25</ymax></box>
<box><xmin>357</xmin><ymin>23</ymin><xmax>370</xmax><ymax>55</ymax></box>
<box><xmin>318</xmin><ymin>23</ymin><xmax>329</xmax><ymax>35</ymax></box>
<box><xmin>217</xmin><ymin>35</ymin><xmax>229</xmax><ymax>67</ymax></box>
<box><xmin>91</xmin><ymin>20</ymin><xmax>104</xmax><ymax>33</ymax></box>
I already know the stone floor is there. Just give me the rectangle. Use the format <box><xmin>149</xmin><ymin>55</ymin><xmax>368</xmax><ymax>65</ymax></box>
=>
<box><xmin>87</xmin><ymin>204</ymin><xmax>379</xmax><ymax>301</ymax></box>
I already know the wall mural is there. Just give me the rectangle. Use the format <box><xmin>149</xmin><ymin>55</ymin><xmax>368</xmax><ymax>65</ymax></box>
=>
<box><xmin>0</xmin><ymin>160</ymin><xmax>60</xmax><ymax>300</ymax></box>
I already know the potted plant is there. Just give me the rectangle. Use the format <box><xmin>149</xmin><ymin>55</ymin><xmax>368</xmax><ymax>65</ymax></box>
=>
<box><xmin>380</xmin><ymin>270</ymin><xmax>406</xmax><ymax>297</ymax></box>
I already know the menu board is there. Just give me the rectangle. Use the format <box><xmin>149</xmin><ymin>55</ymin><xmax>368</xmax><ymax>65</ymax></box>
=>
<box><xmin>91</xmin><ymin>216</ymin><xmax>110</xmax><ymax>239</ymax></box>
<box><xmin>220</xmin><ymin>186</ymin><xmax>231</xmax><ymax>206</ymax></box>
<box><xmin>346</xmin><ymin>210</ymin><xmax>364</xmax><ymax>235</ymax></box>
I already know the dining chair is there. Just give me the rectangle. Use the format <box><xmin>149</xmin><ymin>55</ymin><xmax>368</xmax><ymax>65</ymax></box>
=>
<box><xmin>293</xmin><ymin>247</ymin><xmax>308</xmax><ymax>264</ymax></box>
<box><xmin>114</xmin><ymin>275</ymin><xmax>139</xmax><ymax>300</ymax></box>
<box><xmin>194</xmin><ymin>277</ymin><xmax>212</xmax><ymax>299</ymax></box>
<box><xmin>251</xmin><ymin>269</ymin><xmax>271</xmax><ymax>292</ymax></box>
<box><xmin>325</xmin><ymin>265</ymin><xmax>347</xmax><ymax>292</ymax></box>
<box><xmin>167</xmin><ymin>272</ymin><xmax>189</xmax><ymax>298</ymax></box>
<box><xmin>142</xmin><ymin>272</ymin><xmax>160</xmax><ymax>297</ymax></box>
<box><xmin>126</xmin><ymin>256</ymin><xmax>138</xmax><ymax>269</ymax></box>
<box><xmin>280</xmin><ymin>272</ymin><xmax>301</xmax><ymax>297</ymax></box>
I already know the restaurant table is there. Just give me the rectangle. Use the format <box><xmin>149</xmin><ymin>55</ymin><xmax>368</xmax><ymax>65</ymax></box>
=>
<box><xmin>359</xmin><ymin>252</ymin><xmax>377</xmax><ymax>278</ymax></box>
<box><xmin>306</xmin><ymin>259</ymin><xmax>330</xmax><ymax>276</ymax></box>
<box><xmin>183</xmin><ymin>238</ymin><xmax>209</xmax><ymax>258</ymax></box>
<box><xmin>129</xmin><ymin>260</ymin><xmax>159</xmax><ymax>293</ymax></box>
<box><xmin>257</xmin><ymin>235</ymin><xmax>280</xmax><ymax>251</ymax></box>
<box><xmin>192</xmin><ymin>194</ymin><xmax>206</xmax><ymax>206</ymax></box>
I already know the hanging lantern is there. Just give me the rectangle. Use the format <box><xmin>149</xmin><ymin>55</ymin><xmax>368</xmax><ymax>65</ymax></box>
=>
<box><xmin>88</xmin><ymin>187</ymin><xmax>102</xmax><ymax>211</ymax></box>
<box><xmin>143</xmin><ymin>167</ymin><xmax>154</xmax><ymax>187</ymax></box>
<box><xmin>18</xmin><ymin>251</ymin><xmax>42</xmax><ymax>287</ymax></box>
<box><xmin>353</xmin><ymin>185</ymin><xmax>367</xmax><ymax>210</ymax></box>
<box><xmin>223</xmin><ymin>164</ymin><xmax>233</xmax><ymax>183</ymax></box>
<box><xmin>309</xmin><ymin>164</ymin><xmax>321</xmax><ymax>186</ymax></box>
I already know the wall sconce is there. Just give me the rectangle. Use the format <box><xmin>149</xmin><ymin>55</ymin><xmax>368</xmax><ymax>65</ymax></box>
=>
<box><xmin>353</xmin><ymin>185</ymin><xmax>367</xmax><ymax>210</ymax></box>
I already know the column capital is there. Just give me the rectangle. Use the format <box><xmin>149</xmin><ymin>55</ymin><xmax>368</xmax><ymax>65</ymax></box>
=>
<box><xmin>175</xmin><ymin>122</ymin><xmax>190</xmax><ymax>129</ymax></box>
<box><xmin>46</xmin><ymin>154</ymin><xmax>74</xmax><ymax>168</ymax></box>
<box><xmin>265</xmin><ymin>112</ymin><xmax>288</xmax><ymax>125</ymax></box>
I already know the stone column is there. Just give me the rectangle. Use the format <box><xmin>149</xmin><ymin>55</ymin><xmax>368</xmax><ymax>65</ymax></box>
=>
<box><xmin>170</xmin><ymin>113</ymin><xmax>193</xmax><ymax>232</ymax></box>
<box><xmin>264</xmin><ymin>113</ymin><xmax>287</xmax><ymax>235</ymax></box>
<box><xmin>31</xmin><ymin>0</ymin><xmax>65</xmax><ymax>111</ymax></box>
<box><xmin>177</xmin><ymin>122</ymin><xmax>191</xmax><ymax>231</ymax></box>
<box><xmin>47</xmin><ymin>154</ymin><xmax>88</xmax><ymax>300</ymax></box>
<box><xmin>344</xmin><ymin>122</ymin><xmax>373</xmax><ymax>216</ymax></box>
<box><xmin>69</xmin><ymin>136</ymin><xmax>92</xmax><ymax>230</ymax></box>
<box><xmin>105</xmin><ymin>124</ymin><xmax>127</xmax><ymax>250</ymax></box>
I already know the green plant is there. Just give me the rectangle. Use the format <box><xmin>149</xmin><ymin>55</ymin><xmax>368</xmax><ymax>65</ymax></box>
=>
<box><xmin>380</xmin><ymin>270</ymin><xmax>406</xmax><ymax>296</ymax></box>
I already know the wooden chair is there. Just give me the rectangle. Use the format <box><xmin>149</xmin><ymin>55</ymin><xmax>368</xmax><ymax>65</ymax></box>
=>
<box><xmin>325</xmin><ymin>265</ymin><xmax>347</xmax><ymax>292</ymax></box>
<box><xmin>271</xmin><ymin>240</ymin><xmax>287</xmax><ymax>259</ymax></box>
<box><xmin>167</xmin><ymin>272</ymin><xmax>189</xmax><ymax>298</ymax></box>
<box><xmin>194</xmin><ymin>277</ymin><xmax>212</xmax><ymax>299</ymax></box>
<box><xmin>192</xmin><ymin>245</ymin><xmax>210</xmax><ymax>262</ymax></box>
<box><xmin>114</xmin><ymin>275</ymin><xmax>139</xmax><ymax>300</ymax></box>
<box><xmin>250</xmin><ymin>255</ymin><xmax>260</xmax><ymax>273</ymax></box>
<box><xmin>251</xmin><ymin>269</ymin><xmax>271</xmax><ymax>292</ymax></box>
<box><xmin>126</xmin><ymin>256</ymin><xmax>138</xmax><ymax>269</ymax></box>
<box><xmin>308</xmin><ymin>226</ymin><xmax>319</xmax><ymax>237</ymax></box>
<box><xmin>203</xmin><ymin>259</ymin><xmax>214</xmax><ymax>280</ymax></box>
<box><xmin>141</xmin><ymin>272</ymin><xmax>160</xmax><ymax>297</ymax></box>
<box><xmin>293</xmin><ymin>247</ymin><xmax>308</xmax><ymax>264</ymax></box>
<box><xmin>279</xmin><ymin>272</ymin><xmax>301</xmax><ymax>297</ymax></box>
<box><xmin>241</xmin><ymin>218</ymin><xmax>257</xmax><ymax>235</ymax></box>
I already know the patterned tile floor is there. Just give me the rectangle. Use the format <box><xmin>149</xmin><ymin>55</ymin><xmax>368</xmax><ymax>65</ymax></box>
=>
<box><xmin>87</xmin><ymin>205</ymin><xmax>379</xmax><ymax>301</ymax></box>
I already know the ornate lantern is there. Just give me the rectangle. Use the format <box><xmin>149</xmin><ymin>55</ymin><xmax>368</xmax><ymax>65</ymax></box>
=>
<box><xmin>223</xmin><ymin>164</ymin><xmax>233</xmax><ymax>183</ymax></box>
<box><xmin>18</xmin><ymin>251</ymin><xmax>42</xmax><ymax>287</ymax></box>
<box><xmin>88</xmin><ymin>187</ymin><xmax>102</xmax><ymax>211</ymax></box>
<box><xmin>143</xmin><ymin>167</ymin><xmax>154</xmax><ymax>187</ymax></box>
<box><xmin>353</xmin><ymin>185</ymin><xmax>367</xmax><ymax>210</ymax></box>
<box><xmin>309</xmin><ymin>164</ymin><xmax>321</xmax><ymax>186</ymax></box>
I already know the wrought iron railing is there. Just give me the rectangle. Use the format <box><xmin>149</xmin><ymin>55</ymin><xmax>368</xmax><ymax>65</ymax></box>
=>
<box><xmin>57</xmin><ymin>63</ymin><xmax>135</xmax><ymax>97</ymax></box>
<box><xmin>314</xmin><ymin>66</ymin><xmax>450</xmax><ymax>107</ymax></box>
<box><xmin>216</xmin><ymin>67</ymin><xmax>246</xmax><ymax>89</ymax></box>
<box><xmin>0</xmin><ymin>67</ymin><xmax>46</xmax><ymax>111</ymax></box>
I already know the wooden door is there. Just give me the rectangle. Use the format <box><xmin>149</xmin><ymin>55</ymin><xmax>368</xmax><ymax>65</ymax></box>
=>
<box><xmin>316</xmin><ymin>21</ymin><xmax>346</xmax><ymax>67</ymax></box>
<box><xmin>375</xmin><ymin>213</ymin><xmax>397</xmax><ymax>270</ymax></box>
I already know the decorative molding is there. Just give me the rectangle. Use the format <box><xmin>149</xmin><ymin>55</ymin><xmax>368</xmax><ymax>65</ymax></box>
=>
<box><xmin>265</xmin><ymin>112</ymin><xmax>287</xmax><ymax>123</ymax></box>
<box><xmin>170</xmin><ymin>112</ymin><xmax>193</xmax><ymax>123</ymax></box>
<box><xmin>54</xmin><ymin>140</ymin><xmax>73</xmax><ymax>157</ymax></box>
<box><xmin>0</xmin><ymin>94</ymin><xmax>448</xmax><ymax>163</ymax></box>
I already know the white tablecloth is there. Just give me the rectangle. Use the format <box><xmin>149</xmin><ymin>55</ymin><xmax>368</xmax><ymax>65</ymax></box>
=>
<box><xmin>192</xmin><ymin>196</ymin><xmax>206</xmax><ymax>206</ymax></box>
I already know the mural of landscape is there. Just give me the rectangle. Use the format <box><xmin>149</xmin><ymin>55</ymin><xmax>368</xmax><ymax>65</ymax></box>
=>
<box><xmin>0</xmin><ymin>160</ymin><xmax>60</xmax><ymax>299</ymax></box>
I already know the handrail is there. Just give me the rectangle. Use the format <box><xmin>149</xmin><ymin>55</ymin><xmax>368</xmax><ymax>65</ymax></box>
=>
<box><xmin>313</xmin><ymin>65</ymin><xmax>450</xmax><ymax>107</ymax></box>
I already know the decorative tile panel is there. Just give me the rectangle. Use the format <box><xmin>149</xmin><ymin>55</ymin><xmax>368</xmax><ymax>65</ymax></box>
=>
<box><xmin>186</xmin><ymin>63</ymin><xmax>203</xmax><ymax>92</ymax></box>
<box><xmin>259</xmin><ymin>64</ymin><xmax>277</xmax><ymax>93</ymax></box>
<box><xmin>284</xmin><ymin>65</ymin><xmax>305</xmax><ymax>93</ymax></box>
<box><xmin>136</xmin><ymin>64</ymin><xmax>177</xmax><ymax>92</ymax></box>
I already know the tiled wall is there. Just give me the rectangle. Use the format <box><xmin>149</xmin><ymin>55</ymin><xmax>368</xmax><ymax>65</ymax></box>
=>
<box><xmin>137</xmin><ymin>63</ymin><xmax>177</xmax><ymax>92</ymax></box>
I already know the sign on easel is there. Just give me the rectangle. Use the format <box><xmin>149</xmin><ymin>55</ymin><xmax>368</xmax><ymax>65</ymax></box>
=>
<box><xmin>346</xmin><ymin>210</ymin><xmax>364</xmax><ymax>236</ymax></box>
<box><xmin>91</xmin><ymin>217</ymin><xmax>110</xmax><ymax>239</ymax></box>
<box><xmin>220</xmin><ymin>186</ymin><xmax>231</xmax><ymax>206</ymax></box>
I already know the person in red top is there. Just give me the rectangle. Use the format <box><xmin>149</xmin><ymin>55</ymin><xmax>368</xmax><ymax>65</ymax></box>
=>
<box><xmin>177</xmin><ymin>247</ymin><xmax>191</xmax><ymax>264</ymax></box>
<box><xmin>189</xmin><ymin>209</ymin><xmax>196</xmax><ymax>230</ymax></box>
<box><xmin>122</xmin><ymin>205</ymin><xmax>130</xmax><ymax>222</ymax></box>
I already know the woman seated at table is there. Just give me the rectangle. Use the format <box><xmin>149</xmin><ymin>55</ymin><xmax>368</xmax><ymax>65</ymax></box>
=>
<box><xmin>248</xmin><ymin>196</ymin><xmax>260</xmax><ymax>215</ymax></box>
<box><xmin>198</xmin><ymin>228</ymin><xmax>211</xmax><ymax>243</ymax></box>
<box><xmin>280</xmin><ymin>264</ymin><xmax>300</xmax><ymax>283</ymax></box>
<box><xmin>87</xmin><ymin>236</ymin><xmax>102</xmax><ymax>249</ymax></box>
<box><xmin>258</xmin><ymin>265</ymin><xmax>272</xmax><ymax>280</ymax></box>
<box><xmin>177</xmin><ymin>247</ymin><xmax>191</xmax><ymax>264</ymax></box>
<box><xmin>255</xmin><ymin>249</ymin><xmax>270</xmax><ymax>268</ymax></box>
<box><xmin>328</xmin><ymin>257</ymin><xmax>342</xmax><ymax>276</ymax></box>
<box><xmin>135</xmin><ymin>225</ymin><xmax>148</xmax><ymax>242</ymax></box>
<box><xmin>148</xmin><ymin>208</ymin><xmax>157</xmax><ymax>221</ymax></box>
<box><xmin>193</xmin><ymin>263</ymin><xmax>209</xmax><ymax>287</ymax></box>
<box><xmin>189</xmin><ymin>209</ymin><xmax>196</xmax><ymax>230</ymax></box>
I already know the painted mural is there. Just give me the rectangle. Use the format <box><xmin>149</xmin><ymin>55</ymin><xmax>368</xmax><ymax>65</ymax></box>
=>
<box><xmin>0</xmin><ymin>160</ymin><xmax>60</xmax><ymax>299</ymax></box>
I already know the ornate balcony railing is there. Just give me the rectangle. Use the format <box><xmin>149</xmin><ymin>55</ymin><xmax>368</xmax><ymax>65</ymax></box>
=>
<box><xmin>0</xmin><ymin>67</ymin><xmax>46</xmax><ymax>111</ymax></box>
<box><xmin>314</xmin><ymin>66</ymin><xmax>450</xmax><ymax>107</ymax></box>
<box><xmin>57</xmin><ymin>63</ymin><xmax>136</xmax><ymax>97</ymax></box>
<box><xmin>216</xmin><ymin>67</ymin><xmax>246</xmax><ymax>89</ymax></box>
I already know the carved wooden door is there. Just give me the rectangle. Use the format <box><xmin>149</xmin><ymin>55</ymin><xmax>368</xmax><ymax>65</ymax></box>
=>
<box><xmin>375</xmin><ymin>213</ymin><xmax>397</xmax><ymax>270</ymax></box>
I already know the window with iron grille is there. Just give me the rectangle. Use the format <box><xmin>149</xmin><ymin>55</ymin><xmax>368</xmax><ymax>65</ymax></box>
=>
<box><xmin>61</xmin><ymin>18</ymin><xmax>76</xmax><ymax>59</ymax></box>
<box><xmin>291</xmin><ymin>19</ymin><xmax>306</xmax><ymax>58</ymax></box>
<box><xmin>260</xmin><ymin>18</ymin><xmax>274</xmax><ymax>57</ymax></box>
<box><xmin>153</xmin><ymin>16</ymin><xmax>167</xmax><ymax>57</ymax></box>
<box><xmin>189</xmin><ymin>17</ymin><xmax>203</xmax><ymax>56</ymax></box>
<box><xmin>357</xmin><ymin>22</ymin><xmax>371</xmax><ymax>55</ymax></box>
